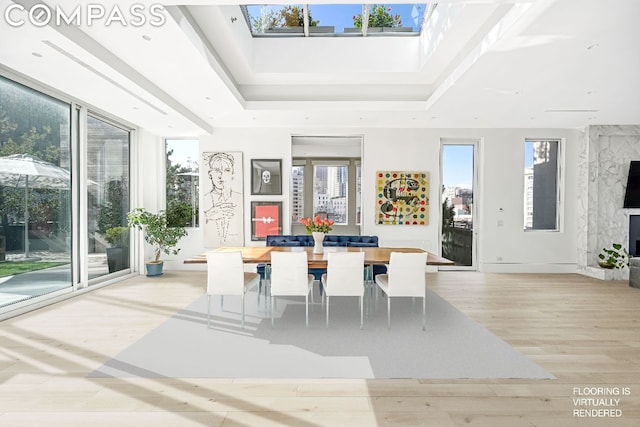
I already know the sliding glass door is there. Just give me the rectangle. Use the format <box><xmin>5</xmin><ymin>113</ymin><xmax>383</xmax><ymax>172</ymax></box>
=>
<box><xmin>0</xmin><ymin>76</ymin><xmax>73</xmax><ymax>308</ymax></box>
<box><xmin>86</xmin><ymin>115</ymin><xmax>130</xmax><ymax>280</ymax></box>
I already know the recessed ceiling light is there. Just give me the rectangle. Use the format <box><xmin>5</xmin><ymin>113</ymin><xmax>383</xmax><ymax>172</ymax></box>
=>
<box><xmin>142</xmin><ymin>35</ymin><xmax>151</xmax><ymax>41</ymax></box>
<box><xmin>31</xmin><ymin>52</ymin><xmax>43</xmax><ymax>58</ymax></box>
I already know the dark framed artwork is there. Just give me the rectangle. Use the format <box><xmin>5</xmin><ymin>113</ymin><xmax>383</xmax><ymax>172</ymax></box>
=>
<box><xmin>251</xmin><ymin>201</ymin><xmax>283</xmax><ymax>241</ymax></box>
<box><xmin>251</xmin><ymin>159</ymin><xmax>282</xmax><ymax>195</ymax></box>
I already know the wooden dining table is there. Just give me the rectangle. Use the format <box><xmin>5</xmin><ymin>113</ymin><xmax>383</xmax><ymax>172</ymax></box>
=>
<box><xmin>184</xmin><ymin>246</ymin><xmax>454</xmax><ymax>268</ymax></box>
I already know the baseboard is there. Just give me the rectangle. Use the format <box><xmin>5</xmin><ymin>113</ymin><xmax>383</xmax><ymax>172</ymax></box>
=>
<box><xmin>577</xmin><ymin>265</ymin><xmax>629</xmax><ymax>281</ymax></box>
<box><xmin>480</xmin><ymin>263</ymin><xmax>577</xmax><ymax>273</ymax></box>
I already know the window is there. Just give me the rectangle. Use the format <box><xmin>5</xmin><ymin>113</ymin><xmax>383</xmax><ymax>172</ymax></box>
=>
<box><xmin>166</xmin><ymin>139</ymin><xmax>199</xmax><ymax>228</ymax></box>
<box><xmin>313</xmin><ymin>163</ymin><xmax>348</xmax><ymax>225</ymax></box>
<box><xmin>292</xmin><ymin>158</ymin><xmax>360</xmax><ymax>233</ymax></box>
<box><xmin>524</xmin><ymin>139</ymin><xmax>559</xmax><ymax>231</ymax></box>
<box><xmin>291</xmin><ymin>164</ymin><xmax>305</xmax><ymax>223</ymax></box>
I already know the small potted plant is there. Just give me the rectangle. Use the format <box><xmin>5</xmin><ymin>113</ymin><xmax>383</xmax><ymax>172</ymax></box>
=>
<box><xmin>104</xmin><ymin>226</ymin><xmax>129</xmax><ymax>273</ymax></box>
<box><xmin>598</xmin><ymin>243</ymin><xmax>629</xmax><ymax>269</ymax></box>
<box><xmin>127</xmin><ymin>208</ymin><xmax>187</xmax><ymax>276</ymax></box>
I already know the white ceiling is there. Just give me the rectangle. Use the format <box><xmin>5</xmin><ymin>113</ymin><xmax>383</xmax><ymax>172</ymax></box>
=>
<box><xmin>0</xmin><ymin>0</ymin><xmax>638</xmax><ymax>136</ymax></box>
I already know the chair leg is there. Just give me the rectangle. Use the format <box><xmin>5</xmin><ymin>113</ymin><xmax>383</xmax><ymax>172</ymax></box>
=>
<box><xmin>422</xmin><ymin>295</ymin><xmax>426</xmax><ymax>331</ymax></box>
<box><xmin>387</xmin><ymin>295</ymin><xmax>391</xmax><ymax>329</ymax></box>
<box><xmin>360</xmin><ymin>296</ymin><xmax>364</xmax><ymax>329</ymax></box>
<box><xmin>326</xmin><ymin>296</ymin><xmax>330</xmax><ymax>327</ymax></box>
<box><xmin>241</xmin><ymin>293</ymin><xmax>245</xmax><ymax>329</ymax></box>
<box><xmin>305</xmin><ymin>294</ymin><xmax>309</xmax><ymax>327</ymax></box>
<box><xmin>271</xmin><ymin>296</ymin><xmax>275</xmax><ymax>327</ymax></box>
<box><xmin>207</xmin><ymin>295</ymin><xmax>211</xmax><ymax>329</ymax></box>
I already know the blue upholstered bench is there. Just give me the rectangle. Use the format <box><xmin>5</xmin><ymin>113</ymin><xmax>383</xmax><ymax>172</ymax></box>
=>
<box><xmin>257</xmin><ymin>235</ymin><xmax>386</xmax><ymax>282</ymax></box>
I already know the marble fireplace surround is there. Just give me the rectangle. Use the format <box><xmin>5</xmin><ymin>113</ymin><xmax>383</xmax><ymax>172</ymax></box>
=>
<box><xmin>577</xmin><ymin>125</ymin><xmax>640</xmax><ymax>280</ymax></box>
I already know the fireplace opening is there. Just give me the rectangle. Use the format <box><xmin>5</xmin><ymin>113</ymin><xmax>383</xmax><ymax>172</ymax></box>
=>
<box><xmin>630</xmin><ymin>215</ymin><xmax>640</xmax><ymax>257</ymax></box>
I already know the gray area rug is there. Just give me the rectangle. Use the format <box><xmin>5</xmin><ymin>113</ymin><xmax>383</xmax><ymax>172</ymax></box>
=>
<box><xmin>91</xmin><ymin>287</ymin><xmax>554</xmax><ymax>379</ymax></box>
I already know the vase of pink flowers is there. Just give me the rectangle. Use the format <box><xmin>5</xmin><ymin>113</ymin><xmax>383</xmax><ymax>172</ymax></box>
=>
<box><xmin>300</xmin><ymin>215</ymin><xmax>334</xmax><ymax>254</ymax></box>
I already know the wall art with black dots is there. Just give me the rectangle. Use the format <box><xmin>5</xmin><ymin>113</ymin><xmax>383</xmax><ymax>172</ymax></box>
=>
<box><xmin>376</xmin><ymin>171</ymin><xmax>429</xmax><ymax>225</ymax></box>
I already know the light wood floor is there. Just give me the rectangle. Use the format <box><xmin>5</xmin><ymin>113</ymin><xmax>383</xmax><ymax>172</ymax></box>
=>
<box><xmin>1</xmin><ymin>271</ymin><xmax>639</xmax><ymax>426</ymax></box>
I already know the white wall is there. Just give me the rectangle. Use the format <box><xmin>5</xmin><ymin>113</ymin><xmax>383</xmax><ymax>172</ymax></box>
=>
<box><xmin>137</xmin><ymin>126</ymin><xmax>580</xmax><ymax>273</ymax></box>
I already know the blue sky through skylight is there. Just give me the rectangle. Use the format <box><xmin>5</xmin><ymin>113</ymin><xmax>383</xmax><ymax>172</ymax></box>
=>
<box><xmin>245</xmin><ymin>4</ymin><xmax>427</xmax><ymax>34</ymax></box>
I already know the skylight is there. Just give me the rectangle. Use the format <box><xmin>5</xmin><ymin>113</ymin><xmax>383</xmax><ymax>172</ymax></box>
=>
<box><xmin>242</xmin><ymin>3</ymin><xmax>433</xmax><ymax>37</ymax></box>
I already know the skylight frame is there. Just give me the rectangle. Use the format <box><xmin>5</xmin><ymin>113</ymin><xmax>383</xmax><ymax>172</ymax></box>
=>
<box><xmin>241</xmin><ymin>3</ymin><xmax>435</xmax><ymax>38</ymax></box>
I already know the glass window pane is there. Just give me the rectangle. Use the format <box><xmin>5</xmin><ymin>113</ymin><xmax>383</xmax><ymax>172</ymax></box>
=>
<box><xmin>356</xmin><ymin>165</ymin><xmax>362</xmax><ymax>225</ymax></box>
<box><xmin>87</xmin><ymin>116</ymin><xmax>130</xmax><ymax>278</ymax></box>
<box><xmin>245</xmin><ymin>4</ymin><xmax>305</xmax><ymax>36</ymax></box>
<box><xmin>166</xmin><ymin>139</ymin><xmax>199</xmax><ymax>228</ymax></box>
<box><xmin>244</xmin><ymin>3</ymin><xmax>428</xmax><ymax>36</ymax></box>
<box><xmin>441</xmin><ymin>144</ymin><xmax>474</xmax><ymax>266</ymax></box>
<box><xmin>291</xmin><ymin>165</ymin><xmax>305</xmax><ymax>223</ymax></box>
<box><xmin>0</xmin><ymin>76</ymin><xmax>72</xmax><ymax>308</ymax></box>
<box><xmin>524</xmin><ymin>140</ymin><xmax>559</xmax><ymax>231</ymax></box>
<box><xmin>313</xmin><ymin>165</ymin><xmax>348</xmax><ymax>225</ymax></box>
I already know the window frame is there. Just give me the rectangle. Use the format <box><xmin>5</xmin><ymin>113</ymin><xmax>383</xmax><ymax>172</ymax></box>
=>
<box><xmin>291</xmin><ymin>157</ymin><xmax>361</xmax><ymax>234</ymax></box>
<box><xmin>523</xmin><ymin>138</ymin><xmax>562</xmax><ymax>232</ymax></box>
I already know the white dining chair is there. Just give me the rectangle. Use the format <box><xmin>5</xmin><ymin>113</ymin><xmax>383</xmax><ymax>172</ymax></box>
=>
<box><xmin>206</xmin><ymin>251</ymin><xmax>260</xmax><ymax>329</ymax></box>
<box><xmin>374</xmin><ymin>252</ymin><xmax>428</xmax><ymax>330</ymax></box>
<box><xmin>321</xmin><ymin>251</ymin><xmax>365</xmax><ymax>328</ymax></box>
<box><xmin>269</xmin><ymin>251</ymin><xmax>315</xmax><ymax>327</ymax></box>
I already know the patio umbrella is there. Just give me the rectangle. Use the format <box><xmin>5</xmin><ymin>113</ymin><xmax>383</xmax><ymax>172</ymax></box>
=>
<box><xmin>0</xmin><ymin>154</ymin><xmax>70</xmax><ymax>259</ymax></box>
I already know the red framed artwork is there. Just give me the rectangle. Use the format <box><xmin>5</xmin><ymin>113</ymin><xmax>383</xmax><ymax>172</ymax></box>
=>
<box><xmin>251</xmin><ymin>201</ymin><xmax>283</xmax><ymax>241</ymax></box>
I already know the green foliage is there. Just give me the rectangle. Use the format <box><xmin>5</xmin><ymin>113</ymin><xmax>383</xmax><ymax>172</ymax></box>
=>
<box><xmin>598</xmin><ymin>243</ymin><xmax>629</xmax><ymax>269</ymax></box>
<box><xmin>0</xmin><ymin>77</ymin><xmax>69</xmax><ymax>234</ymax></box>
<box><xmin>278</xmin><ymin>5</ymin><xmax>318</xmax><ymax>27</ymax></box>
<box><xmin>166</xmin><ymin>201</ymin><xmax>193</xmax><ymax>228</ymax></box>
<box><xmin>165</xmin><ymin>147</ymin><xmax>198</xmax><ymax>227</ymax></box>
<box><xmin>127</xmin><ymin>208</ymin><xmax>187</xmax><ymax>263</ymax></box>
<box><xmin>104</xmin><ymin>226</ymin><xmax>129</xmax><ymax>247</ymax></box>
<box><xmin>250</xmin><ymin>5</ymin><xmax>318</xmax><ymax>32</ymax></box>
<box><xmin>97</xmin><ymin>180</ymin><xmax>126</xmax><ymax>236</ymax></box>
<box><xmin>353</xmin><ymin>4</ymin><xmax>402</xmax><ymax>28</ymax></box>
<box><xmin>0</xmin><ymin>261</ymin><xmax>68</xmax><ymax>278</ymax></box>
<box><xmin>442</xmin><ymin>197</ymin><xmax>455</xmax><ymax>231</ymax></box>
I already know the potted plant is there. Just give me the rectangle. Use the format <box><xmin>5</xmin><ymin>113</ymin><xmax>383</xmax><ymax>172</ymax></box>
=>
<box><xmin>127</xmin><ymin>208</ymin><xmax>187</xmax><ymax>276</ymax></box>
<box><xmin>598</xmin><ymin>243</ymin><xmax>629</xmax><ymax>269</ymax></box>
<box><xmin>104</xmin><ymin>226</ymin><xmax>129</xmax><ymax>273</ymax></box>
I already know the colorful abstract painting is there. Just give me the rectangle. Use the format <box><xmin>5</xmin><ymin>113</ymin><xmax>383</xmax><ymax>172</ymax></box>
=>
<box><xmin>376</xmin><ymin>171</ymin><xmax>429</xmax><ymax>225</ymax></box>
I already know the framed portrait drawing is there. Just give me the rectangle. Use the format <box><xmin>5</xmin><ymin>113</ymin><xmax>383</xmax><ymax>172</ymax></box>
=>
<box><xmin>202</xmin><ymin>151</ymin><xmax>244</xmax><ymax>247</ymax></box>
<box><xmin>251</xmin><ymin>159</ymin><xmax>282</xmax><ymax>195</ymax></box>
<box><xmin>251</xmin><ymin>201</ymin><xmax>283</xmax><ymax>241</ymax></box>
